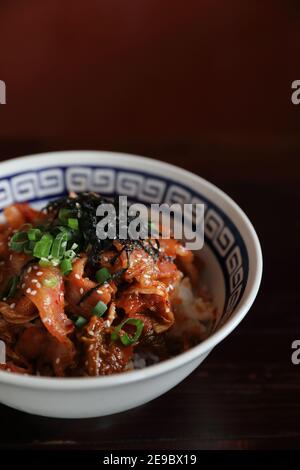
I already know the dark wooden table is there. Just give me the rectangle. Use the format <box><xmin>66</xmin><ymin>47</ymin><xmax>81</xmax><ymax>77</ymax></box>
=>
<box><xmin>0</xmin><ymin>153</ymin><xmax>299</xmax><ymax>450</ymax></box>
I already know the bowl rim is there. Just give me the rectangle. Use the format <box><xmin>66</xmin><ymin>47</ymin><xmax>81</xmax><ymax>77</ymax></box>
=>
<box><xmin>0</xmin><ymin>150</ymin><xmax>263</xmax><ymax>389</ymax></box>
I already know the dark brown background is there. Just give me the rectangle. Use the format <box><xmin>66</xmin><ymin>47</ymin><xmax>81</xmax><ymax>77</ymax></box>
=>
<box><xmin>0</xmin><ymin>0</ymin><xmax>299</xmax><ymax>450</ymax></box>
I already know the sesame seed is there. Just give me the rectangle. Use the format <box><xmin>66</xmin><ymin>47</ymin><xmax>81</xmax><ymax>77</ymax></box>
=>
<box><xmin>55</xmin><ymin>358</ymin><xmax>60</xmax><ymax>364</ymax></box>
<box><xmin>27</xmin><ymin>266</ymin><xmax>32</xmax><ymax>273</ymax></box>
<box><xmin>97</xmin><ymin>290</ymin><xmax>103</xmax><ymax>295</ymax></box>
<box><xmin>75</xmin><ymin>274</ymin><xmax>80</xmax><ymax>279</ymax></box>
<box><xmin>9</xmin><ymin>254</ymin><xmax>13</xmax><ymax>261</ymax></box>
<box><xmin>10</xmin><ymin>303</ymin><xmax>16</xmax><ymax>309</ymax></box>
<box><xmin>36</xmin><ymin>282</ymin><xmax>41</xmax><ymax>289</ymax></box>
<box><xmin>80</xmin><ymin>287</ymin><xmax>84</xmax><ymax>295</ymax></box>
<box><xmin>31</xmin><ymin>290</ymin><xmax>37</xmax><ymax>296</ymax></box>
<box><xmin>26</xmin><ymin>288</ymin><xmax>31</xmax><ymax>294</ymax></box>
<box><xmin>2</xmin><ymin>297</ymin><xmax>7</xmax><ymax>301</ymax></box>
<box><xmin>36</xmin><ymin>271</ymin><xmax>43</xmax><ymax>276</ymax></box>
<box><xmin>31</xmin><ymin>279</ymin><xmax>38</xmax><ymax>284</ymax></box>
<box><xmin>33</xmin><ymin>265</ymin><xmax>38</xmax><ymax>270</ymax></box>
<box><xmin>21</xmin><ymin>283</ymin><xmax>25</xmax><ymax>289</ymax></box>
<box><xmin>88</xmin><ymin>331</ymin><xmax>94</xmax><ymax>336</ymax></box>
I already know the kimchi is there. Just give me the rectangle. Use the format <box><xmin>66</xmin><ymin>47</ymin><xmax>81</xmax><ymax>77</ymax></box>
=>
<box><xmin>0</xmin><ymin>193</ymin><xmax>216</xmax><ymax>377</ymax></box>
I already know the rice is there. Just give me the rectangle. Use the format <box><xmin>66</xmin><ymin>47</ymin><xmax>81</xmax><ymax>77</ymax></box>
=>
<box><xmin>132</xmin><ymin>354</ymin><xmax>147</xmax><ymax>370</ymax></box>
<box><xmin>130</xmin><ymin>277</ymin><xmax>216</xmax><ymax>370</ymax></box>
<box><xmin>129</xmin><ymin>352</ymin><xmax>160</xmax><ymax>370</ymax></box>
<box><xmin>167</xmin><ymin>277</ymin><xmax>216</xmax><ymax>343</ymax></box>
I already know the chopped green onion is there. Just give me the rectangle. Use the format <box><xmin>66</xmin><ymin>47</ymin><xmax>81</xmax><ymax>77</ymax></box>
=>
<box><xmin>1</xmin><ymin>276</ymin><xmax>19</xmax><ymax>299</ymax></box>
<box><xmin>64</xmin><ymin>249</ymin><xmax>77</xmax><ymax>260</ymax></box>
<box><xmin>51</xmin><ymin>232</ymin><xmax>68</xmax><ymax>259</ymax></box>
<box><xmin>6</xmin><ymin>276</ymin><xmax>19</xmax><ymax>299</ymax></box>
<box><xmin>95</xmin><ymin>267</ymin><xmax>111</xmax><ymax>284</ymax></box>
<box><xmin>24</xmin><ymin>240</ymin><xmax>35</xmax><ymax>255</ymax></box>
<box><xmin>55</xmin><ymin>226</ymin><xmax>69</xmax><ymax>241</ymax></box>
<box><xmin>28</xmin><ymin>228</ymin><xmax>42</xmax><ymax>241</ymax></box>
<box><xmin>74</xmin><ymin>315</ymin><xmax>88</xmax><ymax>328</ymax></box>
<box><xmin>92</xmin><ymin>300</ymin><xmax>107</xmax><ymax>317</ymax></box>
<box><xmin>68</xmin><ymin>218</ymin><xmax>79</xmax><ymax>230</ymax></box>
<box><xmin>111</xmin><ymin>318</ymin><xmax>144</xmax><ymax>346</ymax></box>
<box><xmin>42</xmin><ymin>276</ymin><xmax>58</xmax><ymax>288</ymax></box>
<box><xmin>10</xmin><ymin>231</ymin><xmax>28</xmax><ymax>252</ymax></box>
<box><xmin>50</xmin><ymin>258</ymin><xmax>61</xmax><ymax>267</ymax></box>
<box><xmin>58</xmin><ymin>208</ymin><xmax>74</xmax><ymax>224</ymax></box>
<box><xmin>57</xmin><ymin>225</ymin><xmax>66</xmax><ymax>232</ymax></box>
<box><xmin>33</xmin><ymin>233</ymin><xmax>53</xmax><ymax>258</ymax></box>
<box><xmin>39</xmin><ymin>258</ymin><xmax>52</xmax><ymax>267</ymax></box>
<box><xmin>60</xmin><ymin>257</ymin><xmax>72</xmax><ymax>276</ymax></box>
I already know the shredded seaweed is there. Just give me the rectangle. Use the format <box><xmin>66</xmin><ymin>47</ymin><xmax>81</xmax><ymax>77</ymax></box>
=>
<box><xmin>45</xmin><ymin>192</ymin><xmax>160</xmax><ymax>268</ymax></box>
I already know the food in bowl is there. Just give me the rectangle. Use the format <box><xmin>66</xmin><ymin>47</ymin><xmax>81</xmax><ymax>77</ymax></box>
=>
<box><xmin>0</xmin><ymin>192</ymin><xmax>216</xmax><ymax>377</ymax></box>
<box><xmin>0</xmin><ymin>151</ymin><xmax>262</xmax><ymax>418</ymax></box>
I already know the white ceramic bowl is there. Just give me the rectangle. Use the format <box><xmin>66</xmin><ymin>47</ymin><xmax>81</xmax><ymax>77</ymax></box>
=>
<box><xmin>0</xmin><ymin>151</ymin><xmax>262</xmax><ymax>418</ymax></box>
